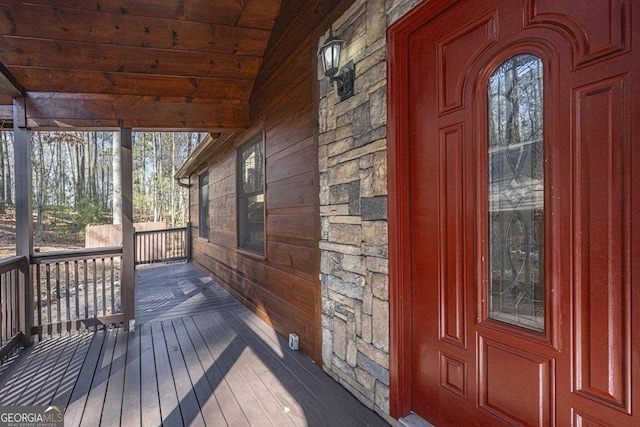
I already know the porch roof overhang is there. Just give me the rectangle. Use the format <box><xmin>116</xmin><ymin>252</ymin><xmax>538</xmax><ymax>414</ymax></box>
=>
<box><xmin>175</xmin><ymin>131</ymin><xmax>236</xmax><ymax>182</ymax></box>
<box><xmin>0</xmin><ymin>0</ymin><xmax>283</xmax><ymax>131</ymax></box>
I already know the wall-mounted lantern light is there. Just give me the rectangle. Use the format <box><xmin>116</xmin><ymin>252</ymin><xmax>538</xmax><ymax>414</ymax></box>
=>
<box><xmin>318</xmin><ymin>30</ymin><xmax>354</xmax><ymax>101</ymax></box>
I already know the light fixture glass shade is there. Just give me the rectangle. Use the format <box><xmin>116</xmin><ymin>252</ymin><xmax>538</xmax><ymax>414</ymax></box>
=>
<box><xmin>319</xmin><ymin>36</ymin><xmax>344</xmax><ymax>78</ymax></box>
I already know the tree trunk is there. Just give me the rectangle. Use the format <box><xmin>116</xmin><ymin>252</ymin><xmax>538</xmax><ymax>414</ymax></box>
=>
<box><xmin>171</xmin><ymin>133</ymin><xmax>176</xmax><ymax>227</ymax></box>
<box><xmin>4</xmin><ymin>132</ymin><xmax>12</xmax><ymax>206</ymax></box>
<box><xmin>34</xmin><ymin>133</ymin><xmax>45</xmax><ymax>237</ymax></box>
<box><xmin>112</xmin><ymin>132</ymin><xmax>122</xmax><ymax>225</ymax></box>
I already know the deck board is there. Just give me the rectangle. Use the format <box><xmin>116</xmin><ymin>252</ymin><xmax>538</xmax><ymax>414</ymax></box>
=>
<box><xmin>139</xmin><ymin>324</ymin><xmax>162</xmax><ymax>427</ymax></box>
<box><xmin>232</xmin><ymin>309</ymin><xmax>383</xmax><ymax>426</ymax></box>
<box><xmin>207</xmin><ymin>311</ymin><xmax>298</xmax><ymax>427</ymax></box>
<box><xmin>80</xmin><ymin>330</ymin><xmax>117</xmax><ymax>427</ymax></box>
<box><xmin>101</xmin><ymin>330</ymin><xmax>128</xmax><ymax>427</ymax></box>
<box><xmin>65</xmin><ymin>330</ymin><xmax>107</xmax><ymax>427</ymax></box>
<box><xmin>182</xmin><ymin>316</ymin><xmax>250</xmax><ymax>427</ymax></box>
<box><xmin>196</xmin><ymin>312</ymin><xmax>270</xmax><ymax>426</ymax></box>
<box><xmin>33</xmin><ymin>333</ymin><xmax>84</xmax><ymax>406</ymax></box>
<box><xmin>51</xmin><ymin>333</ymin><xmax>94</xmax><ymax>410</ymax></box>
<box><xmin>0</xmin><ymin>263</ymin><xmax>388</xmax><ymax>426</ymax></box>
<box><xmin>120</xmin><ymin>328</ymin><xmax>141</xmax><ymax>426</ymax></box>
<box><xmin>151</xmin><ymin>321</ymin><xmax>183</xmax><ymax>427</ymax></box>
<box><xmin>163</xmin><ymin>320</ymin><xmax>206</xmax><ymax>427</ymax></box>
<box><xmin>172</xmin><ymin>318</ymin><xmax>227</xmax><ymax>427</ymax></box>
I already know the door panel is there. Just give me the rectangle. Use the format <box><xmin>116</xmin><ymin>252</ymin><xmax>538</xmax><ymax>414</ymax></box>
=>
<box><xmin>573</xmin><ymin>75</ymin><xmax>631</xmax><ymax>413</ymax></box>
<box><xmin>478</xmin><ymin>336</ymin><xmax>553</xmax><ymax>426</ymax></box>
<box><xmin>399</xmin><ymin>0</ymin><xmax>639</xmax><ymax>425</ymax></box>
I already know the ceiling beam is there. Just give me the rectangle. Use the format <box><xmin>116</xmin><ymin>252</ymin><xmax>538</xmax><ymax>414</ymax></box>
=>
<box><xmin>8</xmin><ymin>0</ymin><xmax>247</xmax><ymax>26</ymax></box>
<box><xmin>0</xmin><ymin>37</ymin><xmax>263</xmax><ymax>80</ymax></box>
<box><xmin>9</xmin><ymin>68</ymin><xmax>255</xmax><ymax>99</ymax></box>
<box><xmin>0</xmin><ymin>61</ymin><xmax>25</xmax><ymax>98</ymax></box>
<box><xmin>21</xmin><ymin>93</ymin><xmax>249</xmax><ymax>131</ymax></box>
<box><xmin>0</xmin><ymin>3</ymin><xmax>271</xmax><ymax>55</ymax></box>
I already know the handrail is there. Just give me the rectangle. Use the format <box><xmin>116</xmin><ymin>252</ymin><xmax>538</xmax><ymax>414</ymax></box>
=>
<box><xmin>0</xmin><ymin>255</ymin><xmax>28</xmax><ymax>274</ymax></box>
<box><xmin>134</xmin><ymin>226</ymin><xmax>188</xmax><ymax>236</ymax></box>
<box><xmin>31</xmin><ymin>246</ymin><xmax>123</xmax><ymax>263</ymax></box>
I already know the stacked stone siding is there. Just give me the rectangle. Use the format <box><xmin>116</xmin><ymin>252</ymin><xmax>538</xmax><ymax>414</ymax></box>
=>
<box><xmin>318</xmin><ymin>0</ymin><xmax>421</xmax><ymax>421</ymax></box>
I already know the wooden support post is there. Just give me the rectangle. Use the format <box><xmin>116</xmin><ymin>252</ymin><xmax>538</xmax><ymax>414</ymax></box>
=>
<box><xmin>14</xmin><ymin>99</ymin><xmax>33</xmax><ymax>345</ymax></box>
<box><xmin>14</xmin><ymin>101</ymin><xmax>32</xmax><ymax>257</ymax></box>
<box><xmin>120</xmin><ymin>128</ymin><xmax>135</xmax><ymax>330</ymax></box>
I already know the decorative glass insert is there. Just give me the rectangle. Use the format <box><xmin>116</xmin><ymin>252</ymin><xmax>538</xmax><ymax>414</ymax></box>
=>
<box><xmin>487</xmin><ymin>54</ymin><xmax>545</xmax><ymax>332</ymax></box>
<box><xmin>238</xmin><ymin>135</ymin><xmax>264</xmax><ymax>254</ymax></box>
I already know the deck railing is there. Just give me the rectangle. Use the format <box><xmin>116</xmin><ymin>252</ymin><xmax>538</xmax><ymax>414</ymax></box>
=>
<box><xmin>134</xmin><ymin>225</ymin><xmax>190</xmax><ymax>265</ymax></box>
<box><xmin>0</xmin><ymin>226</ymin><xmax>190</xmax><ymax>346</ymax></box>
<box><xmin>31</xmin><ymin>247</ymin><xmax>124</xmax><ymax>338</ymax></box>
<box><xmin>0</xmin><ymin>256</ymin><xmax>30</xmax><ymax>360</ymax></box>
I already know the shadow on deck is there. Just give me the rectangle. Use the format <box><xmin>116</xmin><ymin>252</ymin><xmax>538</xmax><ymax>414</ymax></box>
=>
<box><xmin>0</xmin><ymin>262</ymin><xmax>389</xmax><ymax>426</ymax></box>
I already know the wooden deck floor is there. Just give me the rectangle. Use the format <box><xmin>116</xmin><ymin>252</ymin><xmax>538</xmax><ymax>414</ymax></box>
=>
<box><xmin>0</xmin><ymin>263</ymin><xmax>388</xmax><ymax>426</ymax></box>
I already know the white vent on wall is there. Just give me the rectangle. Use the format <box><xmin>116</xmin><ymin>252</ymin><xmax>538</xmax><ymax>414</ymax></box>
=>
<box><xmin>288</xmin><ymin>333</ymin><xmax>299</xmax><ymax>351</ymax></box>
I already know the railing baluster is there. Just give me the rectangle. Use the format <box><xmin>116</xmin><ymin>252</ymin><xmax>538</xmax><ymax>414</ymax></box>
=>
<box><xmin>8</xmin><ymin>270</ymin><xmax>13</xmax><ymax>342</ymax></box>
<box><xmin>13</xmin><ymin>269</ymin><xmax>19</xmax><ymax>338</ymax></box>
<box><xmin>3</xmin><ymin>271</ymin><xmax>8</xmax><ymax>344</ymax></box>
<box><xmin>36</xmin><ymin>264</ymin><xmax>42</xmax><ymax>340</ymax></box>
<box><xmin>8</xmin><ymin>271</ymin><xmax>13</xmax><ymax>343</ymax></box>
<box><xmin>92</xmin><ymin>259</ymin><xmax>97</xmax><ymax>320</ymax></box>
<box><xmin>55</xmin><ymin>262</ymin><xmax>61</xmax><ymax>335</ymax></box>
<box><xmin>45</xmin><ymin>263</ymin><xmax>52</xmax><ymax>336</ymax></box>
<box><xmin>101</xmin><ymin>258</ymin><xmax>106</xmax><ymax>316</ymax></box>
<box><xmin>74</xmin><ymin>261</ymin><xmax>80</xmax><ymax>322</ymax></box>
<box><xmin>2</xmin><ymin>273</ymin><xmax>6</xmax><ymax>346</ymax></box>
<box><xmin>110</xmin><ymin>257</ymin><xmax>115</xmax><ymax>315</ymax></box>
<box><xmin>65</xmin><ymin>261</ymin><xmax>71</xmax><ymax>333</ymax></box>
<box><xmin>83</xmin><ymin>259</ymin><xmax>89</xmax><ymax>320</ymax></box>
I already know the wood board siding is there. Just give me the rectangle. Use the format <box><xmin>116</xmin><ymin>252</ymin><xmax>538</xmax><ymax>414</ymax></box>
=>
<box><xmin>189</xmin><ymin>18</ymin><xmax>322</xmax><ymax>361</ymax></box>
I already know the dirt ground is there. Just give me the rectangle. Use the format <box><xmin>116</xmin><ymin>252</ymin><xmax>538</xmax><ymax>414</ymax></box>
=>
<box><xmin>0</xmin><ymin>208</ymin><xmax>82</xmax><ymax>258</ymax></box>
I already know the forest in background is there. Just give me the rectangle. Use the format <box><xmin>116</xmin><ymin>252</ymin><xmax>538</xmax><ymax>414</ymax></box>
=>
<box><xmin>0</xmin><ymin>131</ymin><xmax>201</xmax><ymax>252</ymax></box>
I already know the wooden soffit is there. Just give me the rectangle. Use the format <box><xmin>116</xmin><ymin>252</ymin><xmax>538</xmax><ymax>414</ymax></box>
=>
<box><xmin>0</xmin><ymin>0</ymin><xmax>282</xmax><ymax>130</ymax></box>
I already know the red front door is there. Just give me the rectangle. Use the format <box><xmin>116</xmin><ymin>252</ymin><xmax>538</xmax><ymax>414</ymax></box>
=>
<box><xmin>389</xmin><ymin>0</ymin><xmax>639</xmax><ymax>425</ymax></box>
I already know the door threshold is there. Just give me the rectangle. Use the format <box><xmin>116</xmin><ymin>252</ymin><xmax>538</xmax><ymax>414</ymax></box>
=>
<box><xmin>399</xmin><ymin>413</ymin><xmax>435</xmax><ymax>427</ymax></box>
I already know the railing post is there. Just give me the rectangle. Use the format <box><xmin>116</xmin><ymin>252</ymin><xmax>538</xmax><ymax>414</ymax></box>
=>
<box><xmin>121</xmin><ymin>128</ymin><xmax>135</xmax><ymax>330</ymax></box>
<box><xmin>186</xmin><ymin>222</ymin><xmax>192</xmax><ymax>262</ymax></box>
<box><xmin>18</xmin><ymin>258</ymin><xmax>33</xmax><ymax>346</ymax></box>
<box><xmin>133</xmin><ymin>227</ymin><xmax>137</xmax><ymax>267</ymax></box>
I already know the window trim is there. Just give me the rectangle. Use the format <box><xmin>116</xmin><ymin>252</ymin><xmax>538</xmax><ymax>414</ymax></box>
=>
<box><xmin>236</xmin><ymin>133</ymin><xmax>265</xmax><ymax>256</ymax></box>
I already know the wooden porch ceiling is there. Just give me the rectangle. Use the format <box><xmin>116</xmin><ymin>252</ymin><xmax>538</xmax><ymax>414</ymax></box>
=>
<box><xmin>0</xmin><ymin>0</ymin><xmax>283</xmax><ymax>130</ymax></box>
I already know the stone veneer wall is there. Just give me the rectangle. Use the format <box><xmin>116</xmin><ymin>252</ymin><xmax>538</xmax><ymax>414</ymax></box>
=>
<box><xmin>318</xmin><ymin>0</ymin><xmax>421</xmax><ymax>422</ymax></box>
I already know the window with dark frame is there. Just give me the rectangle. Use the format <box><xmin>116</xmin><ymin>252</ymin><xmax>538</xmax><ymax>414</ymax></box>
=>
<box><xmin>237</xmin><ymin>134</ymin><xmax>265</xmax><ymax>254</ymax></box>
<box><xmin>198</xmin><ymin>172</ymin><xmax>210</xmax><ymax>239</ymax></box>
